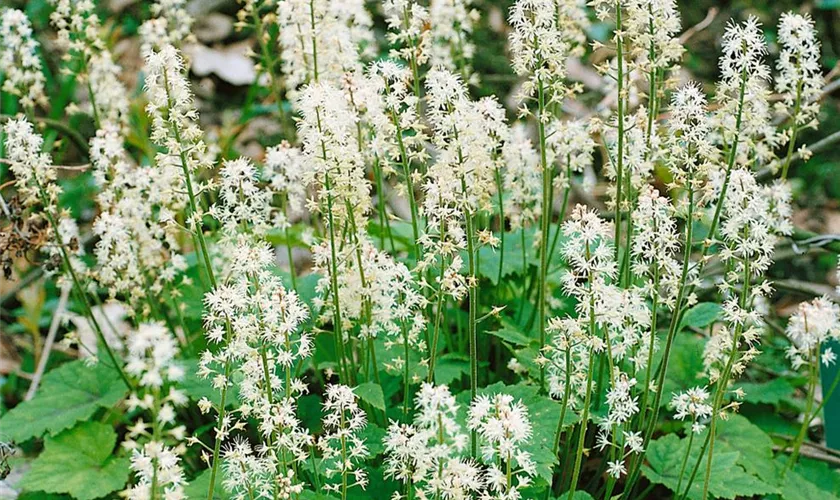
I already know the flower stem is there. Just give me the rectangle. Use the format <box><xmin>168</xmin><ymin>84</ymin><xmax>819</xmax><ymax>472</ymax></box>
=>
<box><xmin>784</xmin><ymin>345</ymin><xmax>819</xmax><ymax>474</ymax></box>
<box><xmin>537</xmin><ymin>70</ymin><xmax>551</xmax><ymax>394</ymax></box>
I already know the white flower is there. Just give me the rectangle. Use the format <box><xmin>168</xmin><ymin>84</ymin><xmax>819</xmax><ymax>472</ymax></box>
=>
<box><xmin>776</xmin><ymin>13</ymin><xmax>822</xmax><ymax>133</ymax></box>
<box><xmin>383</xmin><ymin>422</ymin><xmax>434</xmax><ymax>486</ymax></box>
<box><xmin>560</xmin><ymin>205</ymin><xmax>616</xmax><ymax>300</ymax></box>
<box><xmin>607</xmin><ymin>460</ymin><xmax>627</xmax><ymax>479</ymax></box>
<box><xmin>319</xmin><ymin>384</ymin><xmax>369</xmax><ymax>493</ymax></box>
<box><xmin>502</xmin><ymin>123</ymin><xmax>542</xmax><ymax>230</ymax></box>
<box><xmin>509</xmin><ymin>0</ymin><xmax>587</xmax><ymax>100</ymax></box>
<box><xmin>126</xmin><ymin>442</ymin><xmax>185</xmax><ymax>499</ymax></box>
<box><xmin>276</xmin><ymin>0</ymin><xmax>375</xmax><ymax>93</ymax></box>
<box><xmin>0</xmin><ymin>9</ymin><xmax>47</xmax><ymax>108</ymax></box>
<box><xmin>429</xmin><ymin>0</ymin><xmax>478</xmax><ymax>81</ymax></box>
<box><xmin>4</xmin><ymin>118</ymin><xmax>57</xmax><ymax>207</ymax></box>
<box><xmin>383</xmin><ymin>0</ymin><xmax>430</xmax><ymax>67</ymax></box>
<box><xmin>48</xmin><ymin>0</ymin><xmax>129</xmax><ymax>125</ymax></box>
<box><xmin>625</xmin><ymin>0</ymin><xmax>683</xmax><ymax>72</ymax></box>
<box><xmin>3</xmin><ymin>118</ymin><xmax>86</xmax><ymax>278</ymax></box>
<box><xmin>125</xmin><ymin>322</ymin><xmax>183</xmax><ymax>389</ymax></box>
<box><xmin>468</xmin><ymin>393</ymin><xmax>535</xmax><ymax>497</ymax></box>
<box><xmin>710</xmin><ymin>169</ymin><xmax>790</xmax><ymax>275</ymax></box>
<box><xmin>785</xmin><ymin>296</ymin><xmax>840</xmax><ymax>369</ymax></box>
<box><xmin>602</xmin><ymin>373</ymin><xmax>639</xmax><ymax>428</ymax></box>
<box><xmin>631</xmin><ymin>185</ymin><xmax>682</xmax><ymax>309</ymax></box>
<box><xmin>414</xmin><ymin>383</ymin><xmax>467</xmax><ymax>454</ymax></box>
<box><xmin>139</xmin><ymin>0</ymin><xmax>194</xmax><ymax>55</ymax></box>
<box><xmin>715</xmin><ymin>16</ymin><xmax>777</xmax><ymax>167</ymax></box>
<box><xmin>424</xmin><ymin>70</ymin><xmax>506</xmax><ymax>217</ymax></box>
<box><xmin>91</xmin><ymin>124</ymin><xmax>184</xmax><ymax>306</ymax></box>
<box><xmin>48</xmin><ymin>0</ymin><xmax>102</xmax><ymax>57</ymax></box>
<box><xmin>667</xmin><ymin>82</ymin><xmax>716</xmax><ymax>186</ymax></box>
<box><xmin>144</xmin><ymin>45</ymin><xmax>212</xmax><ymax>174</ymax></box>
<box><xmin>211</xmin><ymin>157</ymin><xmax>273</xmax><ymax>234</ymax></box>
<box><xmin>671</xmin><ymin>386</ymin><xmax>713</xmax><ymax>433</ymax></box>
<box><xmin>266</xmin><ymin>142</ymin><xmax>310</xmax><ymax>215</ymax></box>
<box><xmin>297</xmin><ymin>82</ymin><xmax>371</xmax><ymax>231</ymax></box>
<box><xmin>548</xmin><ymin>119</ymin><xmax>595</xmax><ymax>175</ymax></box>
<box><xmin>312</xmin><ymin>237</ymin><xmax>426</xmax><ymax>359</ymax></box>
<box><xmin>547</xmin><ymin>317</ymin><xmax>594</xmax><ymax>407</ymax></box>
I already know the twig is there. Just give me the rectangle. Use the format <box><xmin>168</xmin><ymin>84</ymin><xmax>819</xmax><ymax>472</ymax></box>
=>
<box><xmin>679</xmin><ymin>8</ymin><xmax>718</xmax><ymax>43</ymax></box>
<box><xmin>770</xmin><ymin>432</ymin><xmax>840</xmax><ymax>458</ymax></box>
<box><xmin>758</xmin><ymin>129</ymin><xmax>840</xmax><ymax>180</ymax></box>
<box><xmin>24</xmin><ymin>285</ymin><xmax>71</xmax><ymax>401</ymax></box>
<box><xmin>773</xmin><ymin>279</ymin><xmax>840</xmax><ymax>301</ymax></box>
<box><xmin>0</xmin><ymin>158</ymin><xmax>90</xmax><ymax>171</ymax></box>
<box><xmin>772</xmin><ymin>445</ymin><xmax>840</xmax><ymax>466</ymax></box>
<box><xmin>790</xmin><ymin>231</ymin><xmax>840</xmax><ymax>254</ymax></box>
<box><xmin>820</xmin><ymin>77</ymin><xmax>840</xmax><ymax>96</ymax></box>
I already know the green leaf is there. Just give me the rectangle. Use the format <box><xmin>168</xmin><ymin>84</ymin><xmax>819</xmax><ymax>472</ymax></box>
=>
<box><xmin>299</xmin><ymin>491</ymin><xmax>331</xmax><ymax>500</ymax></box>
<box><xmin>788</xmin><ymin>457</ymin><xmax>840</xmax><ymax>497</ymax></box>
<box><xmin>358</xmin><ymin>424</ymin><xmax>387</xmax><ymax>457</ymax></box>
<box><xmin>488</xmin><ymin>327</ymin><xmax>535</xmax><ymax>347</ymax></box>
<box><xmin>778</xmin><ymin>469</ymin><xmax>840</xmax><ymax>500</ymax></box>
<box><xmin>16</xmin><ymin>492</ymin><xmax>66</xmax><ymax>500</ymax></box>
<box><xmin>0</xmin><ymin>360</ymin><xmax>127</xmax><ymax>442</ymax></box>
<box><xmin>556</xmin><ymin>492</ymin><xmax>595</xmax><ymax>500</ymax></box>
<box><xmin>660</xmin><ymin>333</ymin><xmax>708</xmax><ymax>401</ymax></box>
<box><xmin>434</xmin><ymin>353</ymin><xmax>470</xmax><ymax>385</ymax></box>
<box><xmin>469</xmin><ymin>227</ymin><xmax>552</xmax><ymax>284</ymax></box>
<box><xmin>715</xmin><ymin>415</ymin><xmax>777</xmax><ymax>481</ymax></box>
<box><xmin>355</xmin><ymin>382</ymin><xmax>386</xmax><ymax>412</ymax></box>
<box><xmin>20</xmin><ymin>422</ymin><xmax>129</xmax><ymax>500</ymax></box>
<box><xmin>733</xmin><ymin>378</ymin><xmax>794</xmax><ymax>407</ymax></box>
<box><xmin>679</xmin><ymin>302</ymin><xmax>722</xmax><ymax>330</ymax></box>
<box><xmin>184</xmin><ymin>469</ymin><xmax>231</xmax><ymax>499</ymax></box>
<box><xmin>642</xmin><ymin>432</ymin><xmax>778</xmax><ymax>499</ymax></box>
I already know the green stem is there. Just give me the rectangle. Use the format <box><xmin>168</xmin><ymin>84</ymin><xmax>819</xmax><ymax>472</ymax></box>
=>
<box><xmin>676</xmin><ymin>420</ymin><xmax>697</xmax><ymax>495</ymax></box>
<box><xmin>465</xmin><ymin>200</ymin><xmax>478</xmax><ymax>457</ymax></box>
<box><xmin>33</xmin><ymin>182</ymin><xmax>131</xmax><ymax>389</ymax></box>
<box><xmin>385</xmin><ymin>79</ymin><xmax>422</xmax><ymax>264</ymax></box>
<box><xmin>781</xmin><ymin>80</ymin><xmax>804</xmax><ymax>180</ymax></box>
<box><xmin>546</xmin><ymin>347</ymin><xmax>572</xmax><ymax>500</ymax></box>
<box><xmin>567</xmin><ymin>349</ymin><xmax>595</xmax><ymax>500</ymax></box>
<box><xmin>537</xmin><ymin>69</ymin><xmax>551</xmax><ymax>394</ymax></box>
<box><xmin>613</xmin><ymin>2</ymin><xmax>626</xmax><ymax>265</ymax></box>
<box><xmin>623</xmin><ymin>177</ymin><xmax>694</xmax><ymax>498</ymax></box>
<box><xmin>700</xmin><ymin>259</ymin><xmax>751</xmax><ymax>500</ymax></box>
<box><xmin>495</xmin><ymin>165</ymin><xmax>505</xmax><ymax>285</ymax></box>
<box><xmin>427</xmin><ymin>253</ymin><xmax>448</xmax><ymax>383</ymax></box>
<box><xmin>784</xmin><ymin>345</ymin><xmax>819</xmax><ymax>474</ymax></box>
<box><xmin>308</xmin><ymin>0</ymin><xmax>319</xmax><ymax>82</ymax></box>
<box><xmin>546</xmin><ymin>163</ymin><xmax>572</xmax><ymax>272</ymax></box>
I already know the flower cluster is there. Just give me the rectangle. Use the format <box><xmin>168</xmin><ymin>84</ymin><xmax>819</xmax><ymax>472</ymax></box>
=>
<box><xmin>785</xmin><ymin>296</ymin><xmax>840</xmax><ymax>368</ymax></box>
<box><xmin>276</xmin><ymin>0</ymin><xmax>375</xmax><ymax>92</ymax></box>
<box><xmin>140</xmin><ymin>0</ymin><xmax>195</xmax><ymax>54</ymax></box>
<box><xmin>468</xmin><ymin>393</ymin><xmax>536</xmax><ymax>498</ymax></box>
<box><xmin>0</xmin><ymin>9</ymin><xmax>46</xmax><ymax>108</ymax></box>
<box><xmin>671</xmin><ymin>386</ymin><xmax>714</xmax><ymax>434</ymax></box>
<box><xmin>776</xmin><ymin>13</ymin><xmax>822</xmax><ymax>134</ymax></box>
<box><xmin>123</xmin><ymin>323</ymin><xmax>188</xmax><ymax>500</ymax></box>
<box><xmin>318</xmin><ymin>384</ymin><xmax>369</xmax><ymax>494</ymax></box>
